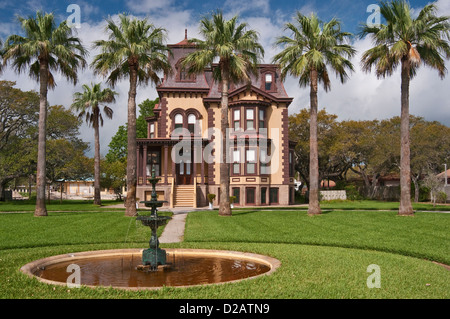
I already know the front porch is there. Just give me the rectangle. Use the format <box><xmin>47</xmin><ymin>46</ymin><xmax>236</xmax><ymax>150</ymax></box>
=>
<box><xmin>136</xmin><ymin>138</ymin><xmax>209</xmax><ymax>208</ymax></box>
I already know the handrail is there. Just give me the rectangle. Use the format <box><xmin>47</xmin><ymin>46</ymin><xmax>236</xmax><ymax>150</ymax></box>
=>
<box><xmin>193</xmin><ymin>177</ymin><xmax>197</xmax><ymax>208</ymax></box>
<box><xmin>170</xmin><ymin>178</ymin><xmax>175</xmax><ymax>209</ymax></box>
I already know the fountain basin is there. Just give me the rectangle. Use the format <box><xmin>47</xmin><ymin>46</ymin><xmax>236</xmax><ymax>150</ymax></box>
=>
<box><xmin>136</xmin><ymin>215</ymin><xmax>171</xmax><ymax>228</ymax></box>
<box><xmin>20</xmin><ymin>249</ymin><xmax>281</xmax><ymax>290</ymax></box>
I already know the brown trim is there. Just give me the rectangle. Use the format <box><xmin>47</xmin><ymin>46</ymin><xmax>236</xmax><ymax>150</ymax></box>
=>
<box><xmin>245</xmin><ymin>178</ymin><xmax>256</xmax><ymax>182</ymax></box>
<box><xmin>228</xmin><ymin>100</ymin><xmax>271</xmax><ymax>107</ymax></box>
<box><xmin>158</xmin><ymin>87</ymin><xmax>210</xmax><ymax>94</ymax></box>
<box><xmin>232</xmin><ymin>178</ymin><xmax>240</xmax><ymax>182</ymax></box>
<box><xmin>159</xmin><ymin>98</ymin><xmax>168</xmax><ymax>138</ymax></box>
<box><xmin>204</xmin><ymin>85</ymin><xmax>293</xmax><ymax>107</ymax></box>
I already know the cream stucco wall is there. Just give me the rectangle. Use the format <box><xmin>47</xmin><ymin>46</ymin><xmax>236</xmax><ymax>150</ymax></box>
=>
<box><xmin>159</xmin><ymin>90</ymin><xmax>289</xmax><ymax>188</ymax></box>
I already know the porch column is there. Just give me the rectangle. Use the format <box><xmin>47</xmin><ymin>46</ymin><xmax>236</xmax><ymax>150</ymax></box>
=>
<box><xmin>201</xmin><ymin>144</ymin><xmax>205</xmax><ymax>185</ymax></box>
<box><xmin>137</xmin><ymin>145</ymin><xmax>141</xmax><ymax>185</ymax></box>
<box><xmin>172</xmin><ymin>150</ymin><xmax>176</xmax><ymax>186</ymax></box>
<box><xmin>192</xmin><ymin>142</ymin><xmax>197</xmax><ymax>186</ymax></box>
<box><xmin>143</xmin><ymin>144</ymin><xmax>148</xmax><ymax>184</ymax></box>
<box><xmin>164</xmin><ymin>144</ymin><xmax>169</xmax><ymax>185</ymax></box>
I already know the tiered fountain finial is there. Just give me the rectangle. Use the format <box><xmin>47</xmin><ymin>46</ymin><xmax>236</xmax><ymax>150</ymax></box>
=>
<box><xmin>136</xmin><ymin>168</ymin><xmax>171</xmax><ymax>271</ymax></box>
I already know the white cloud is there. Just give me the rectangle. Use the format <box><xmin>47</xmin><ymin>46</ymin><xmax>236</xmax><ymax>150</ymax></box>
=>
<box><xmin>125</xmin><ymin>0</ymin><xmax>175</xmax><ymax>13</ymax></box>
<box><xmin>223</xmin><ymin>0</ymin><xmax>271</xmax><ymax>16</ymax></box>
<box><xmin>435</xmin><ymin>0</ymin><xmax>450</xmax><ymax>15</ymax></box>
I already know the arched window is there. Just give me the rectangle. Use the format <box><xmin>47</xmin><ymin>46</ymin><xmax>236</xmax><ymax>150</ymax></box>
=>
<box><xmin>188</xmin><ymin>114</ymin><xmax>196</xmax><ymax>134</ymax></box>
<box><xmin>174</xmin><ymin>114</ymin><xmax>183</xmax><ymax>130</ymax></box>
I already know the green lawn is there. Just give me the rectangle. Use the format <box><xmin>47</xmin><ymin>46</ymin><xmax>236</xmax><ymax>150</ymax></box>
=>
<box><xmin>0</xmin><ymin>199</ymin><xmax>123</xmax><ymax>212</ymax></box>
<box><xmin>0</xmin><ymin>200</ymin><xmax>448</xmax><ymax>299</ymax></box>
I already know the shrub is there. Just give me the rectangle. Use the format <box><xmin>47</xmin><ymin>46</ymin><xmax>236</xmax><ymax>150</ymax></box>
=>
<box><xmin>344</xmin><ymin>185</ymin><xmax>363</xmax><ymax>201</ymax></box>
<box><xmin>437</xmin><ymin>191</ymin><xmax>447</xmax><ymax>204</ymax></box>
<box><xmin>207</xmin><ymin>193</ymin><xmax>216</xmax><ymax>203</ymax></box>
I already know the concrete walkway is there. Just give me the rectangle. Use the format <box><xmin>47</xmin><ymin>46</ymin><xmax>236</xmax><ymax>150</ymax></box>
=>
<box><xmin>158</xmin><ymin>210</ymin><xmax>188</xmax><ymax>243</ymax></box>
<box><xmin>158</xmin><ymin>207</ymin><xmax>211</xmax><ymax>243</ymax></box>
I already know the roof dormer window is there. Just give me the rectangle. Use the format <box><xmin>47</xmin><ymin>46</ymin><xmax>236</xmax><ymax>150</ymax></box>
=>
<box><xmin>265</xmin><ymin>73</ymin><xmax>273</xmax><ymax>91</ymax></box>
<box><xmin>261</xmin><ymin>69</ymin><xmax>277</xmax><ymax>92</ymax></box>
<box><xmin>175</xmin><ymin>59</ymin><xmax>196</xmax><ymax>82</ymax></box>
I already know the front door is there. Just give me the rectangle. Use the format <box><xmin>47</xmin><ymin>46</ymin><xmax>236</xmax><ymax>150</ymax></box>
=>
<box><xmin>176</xmin><ymin>160</ymin><xmax>192</xmax><ymax>185</ymax></box>
<box><xmin>175</xmin><ymin>147</ymin><xmax>193</xmax><ymax>185</ymax></box>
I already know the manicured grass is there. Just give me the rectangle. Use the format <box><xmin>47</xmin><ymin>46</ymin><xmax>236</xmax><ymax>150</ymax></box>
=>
<box><xmin>185</xmin><ymin>210</ymin><xmax>450</xmax><ymax>265</ymax></box>
<box><xmin>0</xmin><ymin>210</ymin><xmax>170</xmax><ymax>250</ymax></box>
<box><xmin>0</xmin><ymin>199</ymin><xmax>124</xmax><ymax>212</ymax></box>
<box><xmin>0</xmin><ymin>202</ymin><xmax>448</xmax><ymax>299</ymax></box>
<box><xmin>319</xmin><ymin>200</ymin><xmax>450</xmax><ymax>211</ymax></box>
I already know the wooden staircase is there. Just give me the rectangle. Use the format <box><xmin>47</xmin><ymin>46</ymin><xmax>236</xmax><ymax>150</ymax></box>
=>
<box><xmin>173</xmin><ymin>185</ymin><xmax>195</xmax><ymax>207</ymax></box>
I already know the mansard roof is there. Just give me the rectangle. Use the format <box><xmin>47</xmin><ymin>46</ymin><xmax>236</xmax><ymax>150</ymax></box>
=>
<box><xmin>157</xmin><ymin>32</ymin><xmax>292</xmax><ymax>106</ymax></box>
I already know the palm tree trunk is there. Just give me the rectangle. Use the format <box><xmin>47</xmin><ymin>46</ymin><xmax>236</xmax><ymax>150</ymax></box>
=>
<box><xmin>398</xmin><ymin>58</ymin><xmax>414</xmax><ymax>216</ymax></box>
<box><xmin>308</xmin><ymin>69</ymin><xmax>322</xmax><ymax>216</ymax></box>
<box><xmin>94</xmin><ymin>118</ymin><xmax>101</xmax><ymax>206</ymax></box>
<box><xmin>125</xmin><ymin>65</ymin><xmax>138</xmax><ymax>216</ymax></box>
<box><xmin>34</xmin><ymin>60</ymin><xmax>49</xmax><ymax>217</ymax></box>
<box><xmin>219</xmin><ymin>64</ymin><xmax>231</xmax><ymax>216</ymax></box>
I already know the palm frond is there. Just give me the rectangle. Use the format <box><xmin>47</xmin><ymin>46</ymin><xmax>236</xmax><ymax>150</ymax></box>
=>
<box><xmin>92</xmin><ymin>14</ymin><xmax>171</xmax><ymax>88</ymax></box>
<box><xmin>181</xmin><ymin>11</ymin><xmax>264</xmax><ymax>84</ymax></box>
<box><xmin>361</xmin><ymin>0</ymin><xmax>450</xmax><ymax>80</ymax></box>
<box><xmin>273</xmin><ymin>12</ymin><xmax>355</xmax><ymax>90</ymax></box>
<box><xmin>2</xmin><ymin>11</ymin><xmax>87</xmax><ymax>89</ymax></box>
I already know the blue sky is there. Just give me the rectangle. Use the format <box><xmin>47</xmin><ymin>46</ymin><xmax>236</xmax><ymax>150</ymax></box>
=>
<box><xmin>0</xmin><ymin>0</ymin><xmax>449</xmax><ymax>156</ymax></box>
<box><xmin>0</xmin><ymin>0</ymin><xmax>434</xmax><ymax>37</ymax></box>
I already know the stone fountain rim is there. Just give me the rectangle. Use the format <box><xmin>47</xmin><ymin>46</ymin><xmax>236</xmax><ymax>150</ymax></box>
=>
<box><xmin>20</xmin><ymin>248</ymin><xmax>281</xmax><ymax>291</ymax></box>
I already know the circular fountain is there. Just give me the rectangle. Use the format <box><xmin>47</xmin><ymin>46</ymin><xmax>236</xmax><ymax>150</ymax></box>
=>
<box><xmin>21</xmin><ymin>248</ymin><xmax>279</xmax><ymax>290</ymax></box>
<box><xmin>19</xmin><ymin>169</ymin><xmax>280</xmax><ymax>290</ymax></box>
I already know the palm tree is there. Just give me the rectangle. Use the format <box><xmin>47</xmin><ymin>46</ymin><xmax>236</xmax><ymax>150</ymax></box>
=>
<box><xmin>273</xmin><ymin>12</ymin><xmax>355</xmax><ymax>216</ymax></box>
<box><xmin>92</xmin><ymin>14</ymin><xmax>171</xmax><ymax>216</ymax></box>
<box><xmin>361</xmin><ymin>0</ymin><xmax>450</xmax><ymax>216</ymax></box>
<box><xmin>182</xmin><ymin>11</ymin><xmax>264</xmax><ymax>216</ymax></box>
<box><xmin>71</xmin><ymin>83</ymin><xmax>117</xmax><ymax>206</ymax></box>
<box><xmin>2</xmin><ymin>11</ymin><xmax>87</xmax><ymax>217</ymax></box>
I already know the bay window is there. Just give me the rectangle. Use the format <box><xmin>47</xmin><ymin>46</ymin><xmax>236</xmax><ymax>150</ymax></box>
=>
<box><xmin>246</xmin><ymin>148</ymin><xmax>256</xmax><ymax>175</ymax></box>
<box><xmin>246</xmin><ymin>108</ymin><xmax>255</xmax><ymax>130</ymax></box>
